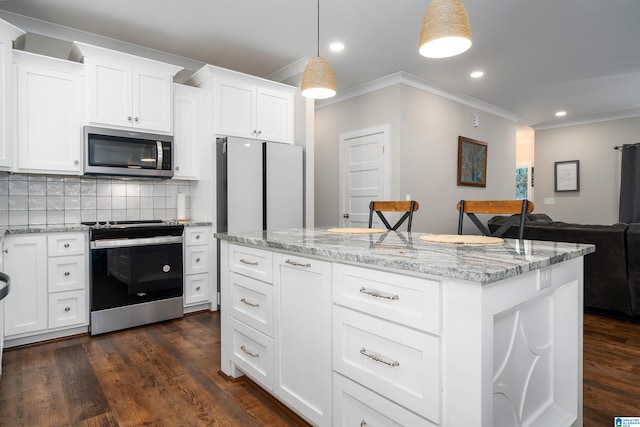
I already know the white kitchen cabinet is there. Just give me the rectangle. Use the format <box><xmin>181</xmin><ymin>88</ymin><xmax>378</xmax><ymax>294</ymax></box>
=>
<box><xmin>216</xmin><ymin>79</ymin><xmax>294</xmax><ymax>144</ymax></box>
<box><xmin>3</xmin><ymin>234</ymin><xmax>48</xmax><ymax>337</ymax></box>
<box><xmin>71</xmin><ymin>42</ymin><xmax>182</xmax><ymax>134</ymax></box>
<box><xmin>273</xmin><ymin>253</ymin><xmax>332</xmax><ymax>427</ymax></box>
<box><xmin>3</xmin><ymin>232</ymin><xmax>88</xmax><ymax>343</ymax></box>
<box><xmin>186</xmin><ymin>65</ymin><xmax>295</xmax><ymax>144</ymax></box>
<box><xmin>173</xmin><ymin>84</ymin><xmax>206</xmax><ymax>179</ymax></box>
<box><xmin>183</xmin><ymin>226</ymin><xmax>213</xmax><ymax>308</ymax></box>
<box><xmin>0</xmin><ymin>19</ymin><xmax>24</xmax><ymax>171</ymax></box>
<box><xmin>13</xmin><ymin>51</ymin><xmax>84</xmax><ymax>175</ymax></box>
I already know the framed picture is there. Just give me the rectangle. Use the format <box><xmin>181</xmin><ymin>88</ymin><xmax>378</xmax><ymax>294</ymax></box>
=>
<box><xmin>457</xmin><ymin>136</ymin><xmax>487</xmax><ymax>187</ymax></box>
<box><xmin>554</xmin><ymin>160</ymin><xmax>580</xmax><ymax>192</ymax></box>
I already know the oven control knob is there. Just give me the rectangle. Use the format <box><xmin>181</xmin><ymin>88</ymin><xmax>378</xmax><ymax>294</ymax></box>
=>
<box><xmin>163</xmin><ymin>265</ymin><xmax>171</xmax><ymax>273</ymax></box>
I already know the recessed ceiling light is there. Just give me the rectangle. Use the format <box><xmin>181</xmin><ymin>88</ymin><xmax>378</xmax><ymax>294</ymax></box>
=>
<box><xmin>555</xmin><ymin>111</ymin><xmax>567</xmax><ymax>117</ymax></box>
<box><xmin>470</xmin><ymin>70</ymin><xmax>484</xmax><ymax>78</ymax></box>
<box><xmin>329</xmin><ymin>42</ymin><xmax>345</xmax><ymax>52</ymax></box>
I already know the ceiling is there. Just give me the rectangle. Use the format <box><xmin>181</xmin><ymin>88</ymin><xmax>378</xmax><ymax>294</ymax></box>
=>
<box><xmin>0</xmin><ymin>0</ymin><xmax>639</xmax><ymax>131</ymax></box>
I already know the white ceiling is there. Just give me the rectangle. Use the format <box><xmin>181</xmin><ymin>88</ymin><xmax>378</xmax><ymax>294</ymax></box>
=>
<box><xmin>0</xmin><ymin>0</ymin><xmax>639</xmax><ymax>131</ymax></box>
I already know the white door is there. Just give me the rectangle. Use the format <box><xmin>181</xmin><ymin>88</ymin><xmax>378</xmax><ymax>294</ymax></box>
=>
<box><xmin>133</xmin><ymin>67</ymin><xmax>173</xmax><ymax>133</ymax></box>
<box><xmin>339</xmin><ymin>126</ymin><xmax>389</xmax><ymax>227</ymax></box>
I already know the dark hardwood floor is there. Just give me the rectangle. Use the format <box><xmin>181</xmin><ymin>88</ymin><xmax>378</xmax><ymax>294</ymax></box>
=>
<box><xmin>0</xmin><ymin>311</ymin><xmax>638</xmax><ymax>426</ymax></box>
<box><xmin>0</xmin><ymin>311</ymin><xmax>309</xmax><ymax>427</ymax></box>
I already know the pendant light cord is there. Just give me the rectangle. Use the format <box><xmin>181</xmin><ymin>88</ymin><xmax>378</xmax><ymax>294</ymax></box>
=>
<box><xmin>316</xmin><ymin>0</ymin><xmax>320</xmax><ymax>57</ymax></box>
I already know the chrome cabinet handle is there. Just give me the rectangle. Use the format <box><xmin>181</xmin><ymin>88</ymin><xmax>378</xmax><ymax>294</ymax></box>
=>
<box><xmin>360</xmin><ymin>347</ymin><xmax>399</xmax><ymax>367</ymax></box>
<box><xmin>360</xmin><ymin>421</ymin><xmax>367</xmax><ymax>427</ymax></box>
<box><xmin>195</xmin><ymin>257</ymin><xmax>200</xmax><ymax>263</ymax></box>
<box><xmin>285</xmin><ymin>259</ymin><xmax>311</xmax><ymax>268</ymax></box>
<box><xmin>64</xmin><ymin>307</ymin><xmax>71</xmax><ymax>312</ymax></box>
<box><xmin>239</xmin><ymin>259</ymin><xmax>258</xmax><ymax>266</ymax></box>
<box><xmin>175</xmin><ymin>166</ymin><xmax>180</xmax><ymax>171</ymax></box>
<box><xmin>128</xmin><ymin>116</ymin><xmax>132</xmax><ymax>121</ymax></box>
<box><xmin>195</xmin><ymin>234</ymin><xmax>201</xmax><ymax>239</ymax></box>
<box><xmin>240</xmin><ymin>345</ymin><xmax>259</xmax><ymax>358</ymax></box>
<box><xmin>241</xmin><ymin>298</ymin><xmax>259</xmax><ymax>308</ymax></box>
<box><xmin>64</xmin><ymin>243</ymin><xmax>70</xmax><ymax>248</ymax></box>
<box><xmin>257</xmin><ymin>130</ymin><xmax>262</xmax><ymax>135</ymax></box>
<box><xmin>134</xmin><ymin>117</ymin><xmax>139</xmax><ymax>122</ymax></box>
<box><xmin>196</xmin><ymin>286</ymin><xmax>201</xmax><ymax>291</ymax></box>
<box><xmin>359</xmin><ymin>287</ymin><xmax>399</xmax><ymax>301</ymax></box>
<box><xmin>64</xmin><ymin>271</ymin><xmax>70</xmax><ymax>276</ymax></box>
<box><xmin>3</xmin><ymin>249</ymin><xmax>7</xmax><ymax>254</ymax></box>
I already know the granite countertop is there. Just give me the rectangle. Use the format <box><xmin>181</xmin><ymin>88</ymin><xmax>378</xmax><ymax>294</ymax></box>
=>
<box><xmin>1</xmin><ymin>221</ymin><xmax>212</xmax><ymax>236</ymax></box>
<box><xmin>216</xmin><ymin>227</ymin><xmax>595</xmax><ymax>284</ymax></box>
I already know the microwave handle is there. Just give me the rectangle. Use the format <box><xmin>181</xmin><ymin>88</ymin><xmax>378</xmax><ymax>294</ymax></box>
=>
<box><xmin>156</xmin><ymin>141</ymin><xmax>163</xmax><ymax>170</ymax></box>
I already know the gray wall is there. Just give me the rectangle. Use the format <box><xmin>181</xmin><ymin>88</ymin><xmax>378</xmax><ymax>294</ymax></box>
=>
<box><xmin>315</xmin><ymin>83</ymin><xmax>518</xmax><ymax>234</ymax></box>
<box><xmin>534</xmin><ymin>116</ymin><xmax>640</xmax><ymax>224</ymax></box>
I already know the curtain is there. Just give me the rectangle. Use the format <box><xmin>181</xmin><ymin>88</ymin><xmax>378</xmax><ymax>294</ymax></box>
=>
<box><xmin>619</xmin><ymin>144</ymin><xmax>640</xmax><ymax>223</ymax></box>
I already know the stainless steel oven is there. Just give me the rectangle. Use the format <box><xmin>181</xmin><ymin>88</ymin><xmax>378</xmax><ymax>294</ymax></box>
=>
<box><xmin>88</xmin><ymin>221</ymin><xmax>184</xmax><ymax>335</ymax></box>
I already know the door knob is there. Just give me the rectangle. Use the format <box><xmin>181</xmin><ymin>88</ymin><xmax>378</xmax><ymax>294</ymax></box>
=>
<box><xmin>343</xmin><ymin>213</ymin><xmax>350</xmax><ymax>218</ymax></box>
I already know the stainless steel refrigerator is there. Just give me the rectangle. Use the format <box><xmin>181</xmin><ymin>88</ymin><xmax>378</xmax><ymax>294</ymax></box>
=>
<box><xmin>216</xmin><ymin>137</ymin><xmax>303</xmax><ymax>233</ymax></box>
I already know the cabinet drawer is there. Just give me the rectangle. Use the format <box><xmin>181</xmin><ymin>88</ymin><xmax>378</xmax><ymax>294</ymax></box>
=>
<box><xmin>48</xmin><ymin>233</ymin><xmax>86</xmax><ymax>256</ymax></box>
<box><xmin>333</xmin><ymin>306</ymin><xmax>441</xmax><ymax>423</ymax></box>
<box><xmin>185</xmin><ymin>227</ymin><xmax>210</xmax><ymax>246</ymax></box>
<box><xmin>333</xmin><ymin>264</ymin><xmax>441</xmax><ymax>335</ymax></box>
<box><xmin>230</xmin><ymin>317</ymin><xmax>273</xmax><ymax>391</ymax></box>
<box><xmin>48</xmin><ymin>255</ymin><xmax>85</xmax><ymax>292</ymax></box>
<box><xmin>229</xmin><ymin>244</ymin><xmax>272</xmax><ymax>283</ymax></box>
<box><xmin>184</xmin><ymin>273</ymin><xmax>211</xmax><ymax>305</ymax></box>
<box><xmin>230</xmin><ymin>272</ymin><xmax>273</xmax><ymax>337</ymax></box>
<box><xmin>185</xmin><ymin>245</ymin><xmax>210</xmax><ymax>275</ymax></box>
<box><xmin>333</xmin><ymin>373</ymin><xmax>436</xmax><ymax>427</ymax></box>
<box><xmin>48</xmin><ymin>290</ymin><xmax>86</xmax><ymax>329</ymax></box>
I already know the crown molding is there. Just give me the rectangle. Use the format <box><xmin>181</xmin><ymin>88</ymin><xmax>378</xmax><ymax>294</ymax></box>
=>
<box><xmin>316</xmin><ymin>71</ymin><xmax>519</xmax><ymax>122</ymax></box>
<box><xmin>531</xmin><ymin>108</ymin><xmax>640</xmax><ymax>131</ymax></box>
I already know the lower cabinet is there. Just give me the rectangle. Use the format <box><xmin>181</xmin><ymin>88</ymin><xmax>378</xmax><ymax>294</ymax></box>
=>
<box><xmin>3</xmin><ymin>232</ymin><xmax>88</xmax><ymax>342</ymax></box>
<box><xmin>273</xmin><ymin>253</ymin><xmax>332</xmax><ymax>427</ymax></box>
<box><xmin>183</xmin><ymin>226</ymin><xmax>213</xmax><ymax>309</ymax></box>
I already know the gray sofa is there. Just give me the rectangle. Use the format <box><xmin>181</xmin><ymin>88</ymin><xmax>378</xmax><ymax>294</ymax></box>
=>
<box><xmin>488</xmin><ymin>214</ymin><xmax>635</xmax><ymax>317</ymax></box>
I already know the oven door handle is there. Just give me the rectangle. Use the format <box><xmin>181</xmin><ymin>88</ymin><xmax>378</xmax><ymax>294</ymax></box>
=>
<box><xmin>90</xmin><ymin>235</ymin><xmax>183</xmax><ymax>249</ymax></box>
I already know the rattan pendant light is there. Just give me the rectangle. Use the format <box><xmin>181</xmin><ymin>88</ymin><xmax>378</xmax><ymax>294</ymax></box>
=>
<box><xmin>419</xmin><ymin>0</ymin><xmax>472</xmax><ymax>58</ymax></box>
<box><xmin>301</xmin><ymin>0</ymin><xmax>336</xmax><ymax>99</ymax></box>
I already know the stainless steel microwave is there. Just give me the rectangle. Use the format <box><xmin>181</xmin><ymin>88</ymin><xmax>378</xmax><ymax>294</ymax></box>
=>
<box><xmin>84</xmin><ymin>126</ymin><xmax>174</xmax><ymax>178</ymax></box>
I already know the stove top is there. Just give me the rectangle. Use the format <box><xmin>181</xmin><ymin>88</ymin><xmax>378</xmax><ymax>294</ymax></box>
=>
<box><xmin>82</xmin><ymin>220</ymin><xmax>179</xmax><ymax>228</ymax></box>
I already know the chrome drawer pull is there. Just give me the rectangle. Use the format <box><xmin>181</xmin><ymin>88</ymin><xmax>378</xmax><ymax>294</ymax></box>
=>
<box><xmin>285</xmin><ymin>259</ymin><xmax>311</xmax><ymax>268</ymax></box>
<box><xmin>360</xmin><ymin>348</ymin><xmax>399</xmax><ymax>367</ymax></box>
<box><xmin>240</xmin><ymin>298</ymin><xmax>259</xmax><ymax>308</ymax></box>
<box><xmin>240</xmin><ymin>345</ymin><xmax>259</xmax><ymax>358</ymax></box>
<box><xmin>360</xmin><ymin>421</ymin><xmax>367</xmax><ymax>427</ymax></box>
<box><xmin>239</xmin><ymin>258</ymin><xmax>259</xmax><ymax>266</ymax></box>
<box><xmin>359</xmin><ymin>287</ymin><xmax>399</xmax><ymax>301</ymax></box>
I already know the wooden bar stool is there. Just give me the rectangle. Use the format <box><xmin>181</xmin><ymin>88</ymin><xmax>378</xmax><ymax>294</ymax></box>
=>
<box><xmin>369</xmin><ymin>200</ymin><xmax>419</xmax><ymax>231</ymax></box>
<box><xmin>457</xmin><ymin>199</ymin><xmax>534</xmax><ymax>240</ymax></box>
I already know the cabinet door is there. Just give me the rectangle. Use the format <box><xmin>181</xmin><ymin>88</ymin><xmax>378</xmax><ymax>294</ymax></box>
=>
<box><xmin>216</xmin><ymin>79</ymin><xmax>256</xmax><ymax>139</ymax></box>
<box><xmin>256</xmin><ymin>88</ymin><xmax>294</xmax><ymax>144</ymax></box>
<box><xmin>173</xmin><ymin>85</ymin><xmax>201</xmax><ymax>179</ymax></box>
<box><xmin>273</xmin><ymin>253</ymin><xmax>332</xmax><ymax>426</ymax></box>
<box><xmin>16</xmin><ymin>64</ymin><xmax>83</xmax><ymax>174</ymax></box>
<box><xmin>184</xmin><ymin>273</ymin><xmax>211</xmax><ymax>306</ymax></box>
<box><xmin>133</xmin><ymin>67</ymin><xmax>173</xmax><ymax>133</ymax></box>
<box><xmin>3</xmin><ymin>235</ymin><xmax>47</xmax><ymax>337</ymax></box>
<box><xmin>85</xmin><ymin>57</ymin><xmax>133</xmax><ymax>129</ymax></box>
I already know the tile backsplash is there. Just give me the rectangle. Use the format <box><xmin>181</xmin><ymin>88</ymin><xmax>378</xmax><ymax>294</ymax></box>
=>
<box><xmin>0</xmin><ymin>173</ymin><xmax>193</xmax><ymax>227</ymax></box>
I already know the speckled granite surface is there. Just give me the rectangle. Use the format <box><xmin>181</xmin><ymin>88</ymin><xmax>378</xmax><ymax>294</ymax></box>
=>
<box><xmin>1</xmin><ymin>221</ymin><xmax>211</xmax><ymax>236</ymax></box>
<box><xmin>216</xmin><ymin>228</ymin><xmax>595</xmax><ymax>284</ymax></box>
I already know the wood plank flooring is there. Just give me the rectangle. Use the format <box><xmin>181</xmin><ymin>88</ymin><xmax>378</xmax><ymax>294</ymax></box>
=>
<box><xmin>0</xmin><ymin>311</ymin><xmax>639</xmax><ymax>426</ymax></box>
<box><xmin>0</xmin><ymin>311</ymin><xmax>309</xmax><ymax>427</ymax></box>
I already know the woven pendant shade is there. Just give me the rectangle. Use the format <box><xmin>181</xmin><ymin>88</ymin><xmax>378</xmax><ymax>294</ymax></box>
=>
<box><xmin>419</xmin><ymin>0</ymin><xmax>472</xmax><ymax>58</ymax></box>
<box><xmin>301</xmin><ymin>56</ymin><xmax>336</xmax><ymax>99</ymax></box>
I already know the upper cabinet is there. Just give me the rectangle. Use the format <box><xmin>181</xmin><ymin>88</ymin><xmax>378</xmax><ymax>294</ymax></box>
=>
<box><xmin>187</xmin><ymin>64</ymin><xmax>295</xmax><ymax>144</ymax></box>
<box><xmin>13</xmin><ymin>51</ymin><xmax>84</xmax><ymax>175</ymax></box>
<box><xmin>173</xmin><ymin>84</ymin><xmax>210</xmax><ymax>180</ymax></box>
<box><xmin>0</xmin><ymin>19</ymin><xmax>25</xmax><ymax>171</ymax></box>
<box><xmin>70</xmin><ymin>42</ymin><xmax>183</xmax><ymax>134</ymax></box>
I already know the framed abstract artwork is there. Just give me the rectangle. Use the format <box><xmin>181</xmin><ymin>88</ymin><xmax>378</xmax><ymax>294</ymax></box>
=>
<box><xmin>457</xmin><ymin>136</ymin><xmax>487</xmax><ymax>187</ymax></box>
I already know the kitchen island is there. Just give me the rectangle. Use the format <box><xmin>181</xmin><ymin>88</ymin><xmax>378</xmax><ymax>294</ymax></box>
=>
<box><xmin>216</xmin><ymin>228</ymin><xmax>594</xmax><ymax>427</ymax></box>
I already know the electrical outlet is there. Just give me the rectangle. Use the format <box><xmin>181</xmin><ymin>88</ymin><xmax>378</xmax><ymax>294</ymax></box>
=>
<box><xmin>538</xmin><ymin>267</ymin><xmax>552</xmax><ymax>290</ymax></box>
<box><xmin>544</xmin><ymin>198</ymin><xmax>555</xmax><ymax>205</ymax></box>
